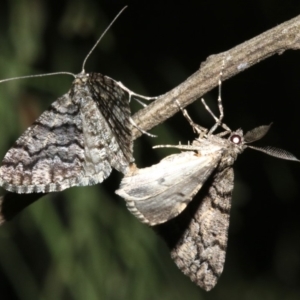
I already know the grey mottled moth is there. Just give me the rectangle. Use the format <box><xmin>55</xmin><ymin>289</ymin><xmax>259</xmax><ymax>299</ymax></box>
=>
<box><xmin>0</xmin><ymin>7</ymin><xmax>155</xmax><ymax>195</ymax></box>
<box><xmin>116</xmin><ymin>70</ymin><xmax>299</xmax><ymax>290</ymax></box>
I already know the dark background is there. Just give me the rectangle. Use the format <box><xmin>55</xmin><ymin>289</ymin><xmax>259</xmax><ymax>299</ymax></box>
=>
<box><xmin>0</xmin><ymin>1</ymin><xmax>300</xmax><ymax>299</ymax></box>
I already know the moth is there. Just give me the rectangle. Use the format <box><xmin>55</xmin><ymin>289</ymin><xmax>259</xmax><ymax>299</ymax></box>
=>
<box><xmin>0</xmin><ymin>7</ymin><xmax>155</xmax><ymax>195</ymax></box>
<box><xmin>116</xmin><ymin>79</ymin><xmax>299</xmax><ymax>291</ymax></box>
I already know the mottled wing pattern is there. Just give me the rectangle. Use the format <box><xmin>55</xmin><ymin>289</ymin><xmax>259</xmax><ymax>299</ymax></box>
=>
<box><xmin>88</xmin><ymin>73</ymin><xmax>132</xmax><ymax>171</ymax></box>
<box><xmin>0</xmin><ymin>93</ymin><xmax>87</xmax><ymax>193</ymax></box>
<box><xmin>160</xmin><ymin>166</ymin><xmax>234</xmax><ymax>291</ymax></box>
<box><xmin>0</xmin><ymin>73</ymin><xmax>132</xmax><ymax>193</ymax></box>
<box><xmin>116</xmin><ymin>151</ymin><xmax>222</xmax><ymax>226</ymax></box>
<box><xmin>117</xmin><ymin>125</ymin><xmax>243</xmax><ymax>290</ymax></box>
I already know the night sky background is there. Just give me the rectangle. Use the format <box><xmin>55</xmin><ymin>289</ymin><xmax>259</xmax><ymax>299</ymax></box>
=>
<box><xmin>0</xmin><ymin>1</ymin><xmax>300</xmax><ymax>299</ymax></box>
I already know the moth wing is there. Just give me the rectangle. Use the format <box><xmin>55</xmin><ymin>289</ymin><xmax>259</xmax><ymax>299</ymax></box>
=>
<box><xmin>0</xmin><ymin>93</ymin><xmax>96</xmax><ymax>193</ymax></box>
<box><xmin>116</xmin><ymin>150</ymin><xmax>222</xmax><ymax>225</ymax></box>
<box><xmin>156</xmin><ymin>167</ymin><xmax>234</xmax><ymax>291</ymax></box>
<box><xmin>89</xmin><ymin>74</ymin><xmax>133</xmax><ymax>173</ymax></box>
<box><xmin>0</xmin><ymin>74</ymin><xmax>134</xmax><ymax>194</ymax></box>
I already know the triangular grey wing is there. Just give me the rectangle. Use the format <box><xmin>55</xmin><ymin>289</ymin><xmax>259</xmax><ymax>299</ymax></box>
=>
<box><xmin>0</xmin><ymin>73</ymin><xmax>134</xmax><ymax>194</ymax></box>
<box><xmin>116</xmin><ymin>150</ymin><xmax>222</xmax><ymax>225</ymax></box>
<box><xmin>155</xmin><ymin>166</ymin><xmax>234</xmax><ymax>291</ymax></box>
<box><xmin>0</xmin><ymin>92</ymin><xmax>112</xmax><ymax>193</ymax></box>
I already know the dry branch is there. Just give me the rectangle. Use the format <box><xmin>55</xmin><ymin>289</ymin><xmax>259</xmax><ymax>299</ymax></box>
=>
<box><xmin>132</xmin><ymin>14</ymin><xmax>300</xmax><ymax>139</ymax></box>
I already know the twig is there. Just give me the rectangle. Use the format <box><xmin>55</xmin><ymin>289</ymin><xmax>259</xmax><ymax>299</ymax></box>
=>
<box><xmin>132</xmin><ymin>14</ymin><xmax>300</xmax><ymax>139</ymax></box>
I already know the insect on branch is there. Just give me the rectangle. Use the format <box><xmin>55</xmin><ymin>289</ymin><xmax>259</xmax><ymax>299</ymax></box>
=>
<box><xmin>132</xmin><ymin>13</ymin><xmax>300</xmax><ymax>139</ymax></box>
<box><xmin>1</xmin><ymin>14</ymin><xmax>300</xmax><ymax>223</ymax></box>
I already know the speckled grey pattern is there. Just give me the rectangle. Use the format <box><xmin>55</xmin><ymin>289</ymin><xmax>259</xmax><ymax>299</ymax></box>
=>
<box><xmin>0</xmin><ymin>72</ymin><xmax>133</xmax><ymax>193</ymax></box>
<box><xmin>117</xmin><ymin>105</ymin><xmax>299</xmax><ymax>291</ymax></box>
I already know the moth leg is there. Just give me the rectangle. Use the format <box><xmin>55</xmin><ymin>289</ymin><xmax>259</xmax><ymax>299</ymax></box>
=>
<box><xmin>201</xmin><ymin>97</ymin><xmax>220</xmax><ymax>130</ymax></box>
<box><xmin>215</xmin><ymin>60</ymin><xmax>225</xmax><ymax>127</ymax></box>
<box><xmin>215</xmin><ymin>130</ymin><xmax>231</xmax><ymax>138</ymax></box>
<box><xmin>130</xmin><ymin>97</ymin><xmax>148</xmax><ymax>108</ymax></box>
<box><xmin>130</xmin><ymin>94</ymin><xmax>158</xmax><ymax>108</ymax></box>
<box><xmin>117</xmin><ymin>81</ymin><xmax>158</xmax><ymax>106</ymax></box>
<box><xmin>130</xmin><ymin>117</ymin><xmax>157</xmax><ymax>138</ymax></box>
<box><xmin>175</xmin><ymin>100</ymin><xmax>207</xmax><ymax>138</ymax></box>
<box><xmin>203</xmin><ymin>57</ymin><xmax>231</xmax><ymax>134</ymax></box>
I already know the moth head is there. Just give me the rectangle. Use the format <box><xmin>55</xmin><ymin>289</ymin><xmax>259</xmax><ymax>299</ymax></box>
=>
<box><xmin>243</xmin><ymin>123</ymin><xmax>300</xmax><ymax>162</ymax></box>
<box><xmin>229</xmin><ymin>128</ymin><xmax>244</xmax><ymax>145</ymax></box>
<box><xmin>225</xmin><ymin>129</ymin><xmax>247</xmax><ymax>160</ymax></box>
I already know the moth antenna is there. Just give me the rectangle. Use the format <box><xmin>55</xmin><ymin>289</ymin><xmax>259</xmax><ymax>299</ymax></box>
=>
<box><xmin>0</xmin><ymin>72</ymin><xmax>75</xmax><ymax>84</ymax></box>
<box><xmin>0</xmin><ymin>7</ymin><xmax>128</xmax><ymax>84</ymax></box>
<box><xmin>247</xmin><ymin>145</ymin><xmax>300</xmax><ymax>162</ymax></box>
<box><xmin>81</xmin><ymin>6</ymin><xmax>158</xmax><ymax>107</ymax></box>
<box><xmin>81</xmin><ymin>6</ymin><xmax>128</xmax><ymax>73</ymax></box>
<box><xmin>244</xmin><ymin>124</ymin><xmax>272</xmax><ymax>143</ymax></box>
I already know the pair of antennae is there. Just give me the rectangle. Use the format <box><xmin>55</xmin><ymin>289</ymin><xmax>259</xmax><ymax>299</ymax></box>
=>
<box><xmin>0</xmin><ymin>6</ymin><xmax>128</xmax><ymax>85</ymax></box>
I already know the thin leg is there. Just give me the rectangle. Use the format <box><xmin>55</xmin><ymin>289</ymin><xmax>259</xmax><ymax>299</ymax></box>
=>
<box><xmin>130</xmin><ymin>117</ymin><xmax>157</xmax><ymax>138</ymax></box>
<box><xmin>216</xmin><ymin>60</ymin><xmax>225</xmax><ymax>127</ymax></box>
<box><xmin>202</xmin><ymin>57</ymin><xmax>231</xmax><ymax>134</ymax></box>
<box><xmin>117</xmin><ymin>81</ymin><xmax>158</xmax><ymax>105</ymax></box>
<box><xmin>175</xmin><ymin>100</ymin><xmax>207</xmax><ymax>137</ymax></box>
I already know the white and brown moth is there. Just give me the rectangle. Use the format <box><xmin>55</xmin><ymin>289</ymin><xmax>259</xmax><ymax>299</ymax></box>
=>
<box><xmin>116</xmin><ymin>75</ymin><xmax>300</xmax><ymax>290</ymax></box>
<box><xmin>0</xmin><ymin>7</ymin><xmax>155</xmax><ymax>195</ymax></box>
